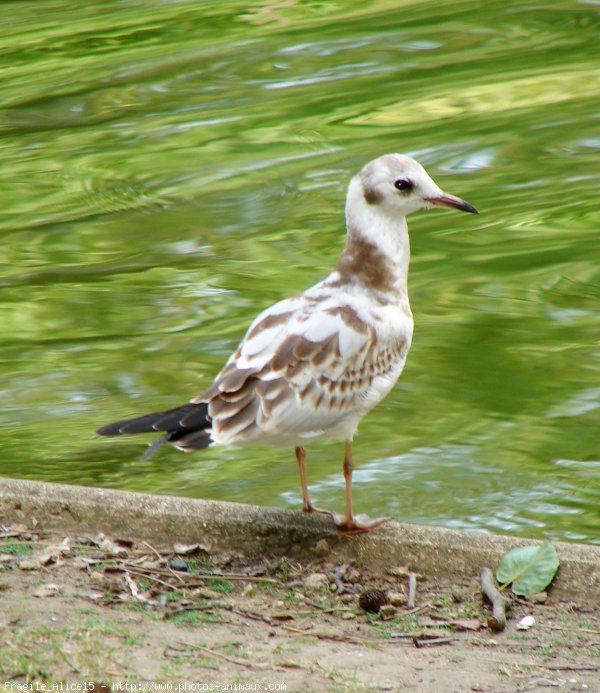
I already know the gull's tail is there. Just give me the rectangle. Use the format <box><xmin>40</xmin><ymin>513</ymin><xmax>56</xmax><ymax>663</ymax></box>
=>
<box><xmin>96</xmin><ymin>402</ymin><xmax>212</xmax><ymax>456</ymax></box>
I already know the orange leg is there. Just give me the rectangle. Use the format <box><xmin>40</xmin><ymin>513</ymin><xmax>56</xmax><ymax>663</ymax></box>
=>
<box><xmin>295</xmin><ymin>446</ymin><xmax>334</xmax><ymax>516</ymax></box>
<box><xmin>333</xmin><ymin>442</ymin><xmax>389</xmax><ymax>533</ymax></box>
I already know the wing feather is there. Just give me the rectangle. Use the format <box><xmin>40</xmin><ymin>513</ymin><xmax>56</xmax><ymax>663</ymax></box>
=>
<box><xmin>191</xmin><ymin>290</ymin><xmax>410</xmax><ymax>445</ymax></box>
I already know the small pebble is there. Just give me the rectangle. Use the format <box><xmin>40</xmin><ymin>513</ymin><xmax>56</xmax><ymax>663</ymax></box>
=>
<box><xmin>517</xmin><ymin>615</ymin><xmax>535</xmax><ymax>630</ymax></box>
<box><xmin>379</xmin><ymin>604</ymin><xmax>397</xmax><ymax>620</ymax></box>
<box><xmin>169</xmin><ymin>557</ymin><xmax>188</xmax><ymax>572</ymax></box>
<box><xmin>388</xmin><ymin>566</ymin><xmax>410</xmax><ymax>578</ymax></box>
<box><xmin>173</xmin><ymin>542</ymin><xmax>201</xmax><ymax>555</ymax></box>
<box><xmin>388</xmin><ymin>591</ymin><xmax>406</xmax><ymax>606</ymax></box>
<box><xmin>33</xmin><ymin>583</ymin><xmax>61</xmax><ymax>598</ymax></box>
<box><xmin>303</xmin><ymin>572</ymin><xmax>329</xmax><ymax>591</ymax></box>
<box><xmin>451</xmin><ymin>588</ymin><xmax>466</xmax><ymax>603</ymax></box>
<box><xmin>346</xmin><ymin>568</ymin><xmax>361</xmax><ymax>582</ymax></box>
<box><xmin>18</xmin><ymin>558</ymin><xmax>42</xmax><ymax>571</ymax></box>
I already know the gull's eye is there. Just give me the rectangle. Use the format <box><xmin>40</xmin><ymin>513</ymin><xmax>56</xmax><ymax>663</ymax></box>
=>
<box><xmin>394</xmin><ymin>178</ymin><xmax>414</xmax><ymax>192</ymax></box>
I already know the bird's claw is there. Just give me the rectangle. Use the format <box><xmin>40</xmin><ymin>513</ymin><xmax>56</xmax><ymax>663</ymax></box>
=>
<box><xmin>302</xmin><ymin>503</ymin><xmax>336</xmax><ymax>518</ymax></box>
<box><xmin>301</xmin><ymin>503</ymin><xmax>389</xmax><ymax>533</ymax></box>
<box><xmin>332</xmin><ymin>513</ymin><xmax>390</xmax><ymax>534</ymax></box>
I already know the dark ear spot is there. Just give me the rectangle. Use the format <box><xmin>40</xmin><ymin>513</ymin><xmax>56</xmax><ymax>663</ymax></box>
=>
<box><xmin>363</xmin><ymin>185</ymin><xmax>382</xmax><ymax>205</ymax></box>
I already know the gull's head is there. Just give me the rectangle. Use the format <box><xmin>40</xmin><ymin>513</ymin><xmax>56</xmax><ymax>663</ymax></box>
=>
<box><xmin>350</xmin><ymin>153</ymin><xmax>478</xmax><ymax>219</ymax></box>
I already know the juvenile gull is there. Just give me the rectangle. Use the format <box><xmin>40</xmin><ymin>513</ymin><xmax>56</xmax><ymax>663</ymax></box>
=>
<box><xmin>97</xmin><ymin>153</ymin><xmax>477</xmax><ymax>532</ymax></box>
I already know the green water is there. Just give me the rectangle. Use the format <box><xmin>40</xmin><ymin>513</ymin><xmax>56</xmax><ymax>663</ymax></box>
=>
<box><xmin>1</xmin><ymin>0</ymin><xmax>598</xmax><ymax>544</ymax></box>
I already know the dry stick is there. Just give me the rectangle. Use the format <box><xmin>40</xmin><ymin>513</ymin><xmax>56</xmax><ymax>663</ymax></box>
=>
<box><xmin>480</xmin><ymin>566</ymin><xmax>510</xmax><ymax>632</ymax></box>
<box><xmin>142</xmin><ymin>541</ymin><xmax>186</xmax><ymax>584</ymax></box>
<box><xmin>163</xmin><ymin>647</ymin><xmax>219</xmax><ymax>671</ymax></box>
<box><xmin>406</xmin><ymin>601</ymin><xmax>432</xmax><ymax>615</ymax></box>
<box><xmin>546</xmin><ymin>665</ymin><xmax>600</xmax><ymax>672</ymax></box>
<box><xmin>207</xmin><ymin>572</ymin><xmax>278</xmax><ymax>583</ymax></box>
<box><xmin>55</xmin><ymin>645</ymin><xmax>81</xmax><ymax>673</ymax></box>
<box><xmin>165</xmin><ymin>600</ymin><xmax>274</xmax><ymax>626</ymax></box>
<box><xmin>183</xmin><ymin>575</ymin><xmax>278</xmax><ymax>584</ymax></box>
<box><xmin>413</xmin><ymin>636</ymin><xmax>453</xmax><ymax>648</ymax></box>
<box><xmin>281</xmin><ymin>624</ymin><xmax>381</xmax><ymax>648</ymax></box>
<box><xmin>125</xmin><ymin>567</ymin><xmax>180</xmax><ymax>591</ymax></box>
<box><xmin>175</xmin><ymin>641</ymin><xmax>254</xmax><ymax>669</ymax></box>
<box><xmin>163</xmin><ymin>602</ymin><xmax>226</xmax><ymax>619</ymax></box>
<box><xmin>140</xmin><ymin>540</ymin><xmax>165</xmax><ymax>560</ymax></box>
<box><xmin>406</xmin><ymin>572</ymin><xmax>417</xmax><ymax>609</ymax></box>
<box><xmin>229</xmin><ymin>606</ymin><xmax>273</xmax><ymax>624</ymax></box>
<box><xmin>300</xmin><ymin>605</ymin><xmax>353</xmax><ymax>615</ymax></box>
<box><xmin>198</xmin><ymin>602</ymin><xmax>274</xmax><ymax>625</ymax></box>
<box><xmin>121</xmin><ymin>563</ymin><xmax>277</xmax><ymax>584</ymax></box>
<box><xmin>390</xmin><ymin>630</ymin><xmax>445</xmax><ymax>640</ymax></box>
<box><xmin>546</xmin><ymin>625</ymin><xmax>600</xmax><ymax>635</ymax></box>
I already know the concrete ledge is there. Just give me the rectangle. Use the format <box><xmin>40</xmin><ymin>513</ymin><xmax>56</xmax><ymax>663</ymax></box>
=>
<box><xmin>1</xmin><ymin>477</ymin><xmax>598</xmax><ymax>600</ymax></box>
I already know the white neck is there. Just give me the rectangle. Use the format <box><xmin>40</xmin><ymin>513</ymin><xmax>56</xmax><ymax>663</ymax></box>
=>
<box><xmin>337</xmin><ymin>178</ymin><xmax>411</xmax><ymax>298</ymax></box>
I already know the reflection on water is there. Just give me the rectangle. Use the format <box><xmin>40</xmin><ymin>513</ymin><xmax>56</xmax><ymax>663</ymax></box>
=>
<box><xmin>0</xmin><ymin>0</ymin><xmax>598</xmax><ymax>544</ymax></box>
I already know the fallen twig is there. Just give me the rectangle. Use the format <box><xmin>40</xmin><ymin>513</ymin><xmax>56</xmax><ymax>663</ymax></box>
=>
<box><xmin>184</xmin><ymin>574</ymin><xmax>278</xmax><ymax>584</ymax></box>
<box><xmin>480</xmin><ymin>566</ymin><xmax>510</xmax><ymax>631</ymax></box>
<box><xmin>303</xmin><ymin>600</ymin><xmax>352</xmax><ymax>615</ymax></box>
<box><xmin>407</xmin><ymin>572</ymin><xmax>417</xmax><ymax>609</ymax></box>
<box><xmin>418</xmin><ymin>618</ymin><xmax>484</xmax><ymax>632</ymax></box>
<box><xmin>389</xmin><ymin>632</ymin><xmax>432</xmax><ymax>641</ymax></box>
<box><xmin>174</xmin><ymin>641</ymin><xmax>254</xmax><ymax>669</ymax></box>
<box><xmin>122</xmin><ymin>563</ymin><xmax>277</xmax><ymax>584</ymax></box>
<box><xmin>163</xmin><ymin>602</ymin><xmax>226</xmax><ymax>619</ymax></box>
<box><xmin>545</xmin><ymin>625</ymin><xmax>600</xmax><ymax>635</ymax></box>
<box><xmin>55</xmin><ymin>645</ymin><xmax>80</xmax><ymax>673</ymax></box>
<box><xmin>141</xmin><ymin>541</ymin><xmax>186</xmax><ymax>584</ymax></box>
<box><xmin>228</xmin><ymin>606</ymin><xmax>273</xmax><ymax>624</ymax></box>
<box><xmin>124</xmin><ymin>567</ymin><xmax>180</xmax><ymax>591</ymax></box>
<box><xmin>281</xmin><ymin>624</ymin><xmax>380</xmax><ymax>648</ymax></box>
<box><xmin>165</xmin><ymin>598</ymin><xmax>275</xmax><ymax>625</ymax></box>
<box><xmin>163</xmin><ymin>646</ymin><xmax>218</xmax><ymax>670</ymax></box>
<box><xmin>406</xmin><ymin>601</ymin><xmax>432</xmax><ymax>615</ymax></box>
<box><xmin>413</xmin><ymin>636</ymin><xmax>453</xmax><ymax>648</ymax></box>
<box><xmin>141</xmin><ymin>540</ymin><xmax>165</xmax><ymax>560</ymax></box>
<box><xmin>546</xmin><ymin>664</ymin><xmax>600</xmax><ymax>672</ymax></box>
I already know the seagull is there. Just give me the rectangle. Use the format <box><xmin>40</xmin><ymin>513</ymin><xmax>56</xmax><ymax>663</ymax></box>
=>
<box><xmin>97</xmin><ymin>153</ymin><xmax>477</xmax><ymax>532</ymax></box>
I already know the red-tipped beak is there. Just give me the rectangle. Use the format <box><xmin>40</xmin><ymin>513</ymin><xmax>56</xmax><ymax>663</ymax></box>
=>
<box><xmin>426</xmin><ymin>194</ymin><xmax>478</xmax><ymax>214</ymax></box>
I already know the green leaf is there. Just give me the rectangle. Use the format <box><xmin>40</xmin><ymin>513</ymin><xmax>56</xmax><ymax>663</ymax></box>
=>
<box><xmin>496</xmin><ymin>540</ymin><xmax>560</xmax><ymax>596</ymax></box>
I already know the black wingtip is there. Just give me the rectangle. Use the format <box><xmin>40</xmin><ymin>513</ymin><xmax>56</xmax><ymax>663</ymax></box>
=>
<box><xmin>96</xmin><ymin>402</ymin><xmax>211</xmax><ymax>438</ymax></box>
<box><xmin>96</xmin><ymin>421</ymin><xmax>125</xmax><ymax>436</ymax></box>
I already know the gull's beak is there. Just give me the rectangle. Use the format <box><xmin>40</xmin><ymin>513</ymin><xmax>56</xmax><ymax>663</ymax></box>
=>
<box><xmin>426</xmin><ymin>193</ymin><xmax>478</xmax><ymax>214</ymax></box>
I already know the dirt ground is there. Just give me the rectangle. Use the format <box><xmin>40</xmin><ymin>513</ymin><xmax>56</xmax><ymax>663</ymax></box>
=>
<box><xmin>1</xmin><ymin>526</ymin><xmax>599</xmax><ymax>693</ymax></box>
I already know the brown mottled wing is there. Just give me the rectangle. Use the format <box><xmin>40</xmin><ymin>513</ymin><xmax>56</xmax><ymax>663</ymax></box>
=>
<box><xmin>189</xmin><ymin>295</ymin><xmax>407</xmax><ymax>445</ymax></box>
